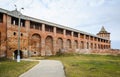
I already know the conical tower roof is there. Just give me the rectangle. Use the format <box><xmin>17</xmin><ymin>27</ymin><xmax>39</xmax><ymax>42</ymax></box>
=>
<box><xmin>99</xmin><ymin>26</ymin><xmax>108</xmax><ymax>33</ymax></box>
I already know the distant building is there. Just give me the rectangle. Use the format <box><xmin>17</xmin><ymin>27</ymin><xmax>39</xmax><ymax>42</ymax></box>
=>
<box><xmin>97</xmin><ymin>26</ymin><xmax>110</xmax><ymax>40</ymax></box>
<box><xmin>0</xmin><ymin>8</ymin><xmax>111</xmax><ymax>58</ymax></box>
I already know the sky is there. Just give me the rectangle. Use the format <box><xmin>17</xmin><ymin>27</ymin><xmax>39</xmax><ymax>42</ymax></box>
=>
<box><xmin>0</xmin><ymin>0</ymin><xmax>120</xmax><ymax>49</ymax></box>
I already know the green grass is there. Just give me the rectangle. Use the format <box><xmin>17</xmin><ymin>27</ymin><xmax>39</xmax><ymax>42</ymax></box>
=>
<box><xmin>0</xmin><ymin>54</ymin><xmax>120</xmax><ymax>77</ymax></box>
<box><xmin>34</xmin><ymin>54</ymin><xmax>120</xmax><ymax>77</ymax></box>
<box><xmin>0</xmin><ymin>58</ymin><xmax>38</xmax><ymax>77</ymax></box>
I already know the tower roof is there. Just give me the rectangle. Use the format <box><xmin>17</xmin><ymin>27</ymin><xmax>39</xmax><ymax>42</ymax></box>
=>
<box><xmin>99</xmin><ymin>26</ymin><xmax>109</xmax><ymax>33</ymax></box>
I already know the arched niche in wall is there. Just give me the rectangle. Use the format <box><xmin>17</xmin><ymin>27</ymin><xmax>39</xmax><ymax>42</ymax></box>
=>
<box><xmin>57</xmin><ymin>38</ymin><xmax>63</xmax><ymax>51</ymax></box>
<box><xmin>45</xmin><ymin>36</ymin><xmax>53</xmax><ymax>56</ymax></box>
<box><xmin>31</xmin><ymin>33</ymin><xmax>41</xmax><ymax>56</ymax></box>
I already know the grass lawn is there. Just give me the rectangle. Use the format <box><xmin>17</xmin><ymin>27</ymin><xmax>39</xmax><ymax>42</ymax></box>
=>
<box><xmin>33</xmin><ymin>54</ymin><xmax>120</xmax><ymax>77</ymax></box>
<box><xmin>0</xmin><ymin>58</ymin><xmax>38</xmax><ymax>77</ymax></box>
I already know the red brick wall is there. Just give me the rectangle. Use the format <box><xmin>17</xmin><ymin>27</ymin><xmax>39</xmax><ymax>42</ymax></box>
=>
<box><xmin>0</xmin><ymin>14</ymin><xmax>7</xmax><ymax>57</ymax></box>
<box><xmin>0</xmin><ymin>13</ymin><xmax>111</xmax><ymax>58</ymax></box>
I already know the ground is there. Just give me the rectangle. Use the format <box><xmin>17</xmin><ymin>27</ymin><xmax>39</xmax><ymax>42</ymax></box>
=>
<box><xmin>0</xmin><ymin>54</ymin><xmax>120</xmax><ymax>77</ymax></box>
<box><xmin>31</xmin><ymin>54</ymin><xmax>120</xmax><ymax>77</ymax></box>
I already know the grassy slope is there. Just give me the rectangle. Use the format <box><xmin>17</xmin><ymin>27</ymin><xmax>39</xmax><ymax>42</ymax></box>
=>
<box><xmin>44</xmin><ymin>54</ymin><xmax>120</xmax><ymax>77</ymax></box>
<box><xmin>0</xmin><ymin>59</ymin><xmax>38</xmax><ymax>77</ymax></box>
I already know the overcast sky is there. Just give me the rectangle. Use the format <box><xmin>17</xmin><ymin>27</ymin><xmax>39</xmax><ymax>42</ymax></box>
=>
<box><xmin>0</xmin><ymin>0</ymin><xmax>120</xmax><ymax>49</ymax></box>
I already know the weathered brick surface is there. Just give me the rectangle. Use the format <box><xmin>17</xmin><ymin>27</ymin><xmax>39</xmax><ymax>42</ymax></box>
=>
<box><xmin>0</xmin><ymin>14</ymin><xmax>7</xmax><ymax>57</ymax></box>
<box><xmin>90</xmin><ymin>49</ymin><xmax>120</xmax><ymax>55</ymax></box>
<box><xmin>0</xmin><ymin>9</ymin><xmax>112</xmax><ymax>59</ymax></box>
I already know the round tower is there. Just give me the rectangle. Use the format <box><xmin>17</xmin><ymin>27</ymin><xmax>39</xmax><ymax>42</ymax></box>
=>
<box><xmin>97</xmin><ymin>26</ymin><xmax>110</xmax><ymax>40</ymax></box>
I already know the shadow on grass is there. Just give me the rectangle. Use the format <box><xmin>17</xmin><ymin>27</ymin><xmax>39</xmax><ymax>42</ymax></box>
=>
<box><xmin>0</xmin><ymin>57</ymin><xmax>13</xmax><ymax>62</ymax></box>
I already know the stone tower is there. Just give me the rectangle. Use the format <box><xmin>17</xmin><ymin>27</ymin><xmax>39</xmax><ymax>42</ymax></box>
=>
<box><xmin>97</xmin><ymin>26</ymin><xmax>110</xmax><ymax>40</ymax></box>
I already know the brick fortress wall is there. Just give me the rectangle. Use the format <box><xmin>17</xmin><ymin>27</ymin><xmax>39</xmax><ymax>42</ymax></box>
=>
<box><xmin>0</xmin><ymin>9</ymin><xmax>112</xmax><ymax>58</ymax></box>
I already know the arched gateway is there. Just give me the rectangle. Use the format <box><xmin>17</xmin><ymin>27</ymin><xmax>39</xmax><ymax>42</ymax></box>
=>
<box><xmin>14</xmin><ymin>50</ymin><xmax>23</xmax><ymax>59</ymax></box>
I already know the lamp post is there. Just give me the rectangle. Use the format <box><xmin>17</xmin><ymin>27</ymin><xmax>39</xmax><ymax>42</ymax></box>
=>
<box><xmin>15</xmin><ymin>5</ymin><xmax>24</xmax><ymax>62</ymax></box>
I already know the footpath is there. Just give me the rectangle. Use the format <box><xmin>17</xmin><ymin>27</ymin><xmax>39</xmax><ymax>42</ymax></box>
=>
<box><xmin>19</xmin><ymin>60</ymin><xmax>66</xmax><ymax>77</ymax></box>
